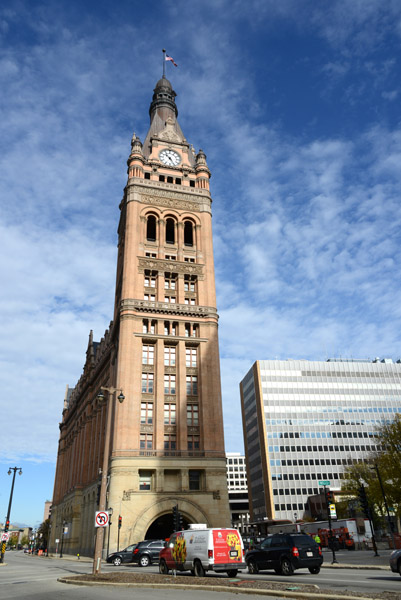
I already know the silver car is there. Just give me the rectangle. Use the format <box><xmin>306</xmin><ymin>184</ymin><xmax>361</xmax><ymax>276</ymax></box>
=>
<box><xmin>390</xmin><ymin>548</ymin><xmax>401</xmax><ymax>576</ymax></box>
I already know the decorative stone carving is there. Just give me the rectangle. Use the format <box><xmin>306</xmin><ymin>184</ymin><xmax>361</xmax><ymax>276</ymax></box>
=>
<box><xmin>164</xmin><ymin>366</ymin><xmax>176</xmax><ymax>375</ymax></box>
<box><xmin>164</xmin><ymin>395</ymin><xmax>176</xmax><ymax>402</ymax></box>
<box><xmin>157</xmin><ymin>117</ymin><xmax>183</xmax><ymax>142</ymax></box>
<box><xmin>120</xmin><ymin>298</ymin><xmax>216</xmax><ymax>318</ymax></box>
<box><xmin>164</xmin><ymin>425</ymin><xmax>176</xmax><ymax>434</ymax></box>
<box><xmin>138</xmin><ymin>257</ymin><xmax>204</xmax><ymax>277</ymax></box>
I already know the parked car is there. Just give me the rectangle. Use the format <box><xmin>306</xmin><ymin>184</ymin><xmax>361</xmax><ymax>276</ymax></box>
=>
<box><xmin>245</xmin><ymin>533</ymin><xmax>323</xmax><ymax>576</ymax></box>
<box><xmin>132</xmin><ymin>539</ymin><xmax>165</xmax><ymax>567</ymax></box>
<box><xmin>390</xmin><ymin>548</ymin><xmax>401</xmax><ymax>576</ymax></box>
<box><xmin>106</xmin><ymin>543</ymin><xmax>137</xmax><ymax>566</ymax></box>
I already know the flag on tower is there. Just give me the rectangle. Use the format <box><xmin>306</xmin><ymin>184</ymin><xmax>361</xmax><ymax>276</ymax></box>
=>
<box><xmin>165</xmin><ymin>54</ymin><xmax>178</xmax><ymax>67</ymax></box>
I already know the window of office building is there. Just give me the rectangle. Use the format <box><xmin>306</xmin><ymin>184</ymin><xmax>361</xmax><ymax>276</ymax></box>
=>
<box><xmin>164</xmin><ymin>403</ymin><xmax>176</xmax><ymax>425</ymax></box>
<box><xmin>140</xmin><ymin>402</ymin><xmax>153</xmax><ymax>424</ymax></box>
<box><xmin>164</xmin><ymin>374</ymin><xmax>176</xmax><ymax>395</ymax></box>
<box><xmin>142</xmin><ymin>344</ymin><xmax>155</xmax><ymax>365</ymax></box>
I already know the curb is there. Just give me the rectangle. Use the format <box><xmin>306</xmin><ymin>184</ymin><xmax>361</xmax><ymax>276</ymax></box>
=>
<box><xmin>57</xmin><ymin>577</ymin><xmax>377</xmax><ymax>600</ymax></box>
<box><xmin>322</xmin><ymin>563</ymin><xmax>390</xmax><ymax>570</ymax></box>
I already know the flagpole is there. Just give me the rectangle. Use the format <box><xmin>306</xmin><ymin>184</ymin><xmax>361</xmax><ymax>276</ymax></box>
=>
<box><xmin>162</xmin><ymin>48</ymin><xmax>166</xmax><ymax>78</ymax></box>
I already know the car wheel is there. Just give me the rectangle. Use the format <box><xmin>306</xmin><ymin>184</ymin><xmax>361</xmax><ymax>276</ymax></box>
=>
<box><xmin>227</xmin><ymin>569</ymin><xmax>238</xmax><ymax>578</ymax></box>
<box><xmin>159</xmin><ymin>559</ymin><xmax>169</xmax><ymax>574</ymax></box>
<box><xmin>280</xmin><ymin>557</ymin><xmax>294</xmax><ymax>576</ymax></box>
<box><xmin>247</xmin><ymin>559</ymin><xmax>259</xmax><ymax>574</ymax></box>
<box><xmin>139</xmin><ymin>554</ymin><xmax>150</xmax><ymax>567</ymax></box>
<box><xmin>112</xmin><ymin>556</ymin><xmax>122</xmax><ymax>566</ymax></box>
<box><xmin>309</xmin><ymin>566</ymin><xmax>320</xmax><ymax>574</ymax></box>
<box><xmin>194</xmin><ymin>560</ymin><xmax>205</xmax><ymax>577</ymax></box>
<box><xmin>398</xmin><ymin>560</ymin><xmax>401</xmax><ymax>576</ymax></box>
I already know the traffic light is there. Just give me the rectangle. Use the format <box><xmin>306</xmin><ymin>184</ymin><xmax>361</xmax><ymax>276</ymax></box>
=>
<box><xmin>96</xmin><ymin>484</ymin><xmax>101</xmax><ymax>506</ymax></box>
<box><xmin>178</xmin><ymin>511</ymin><xmax>184</xmax><ymax>530</ymax></box>
<box><xmin>358</xmin><ymin>485</ymin><xmax>370</xmax><ymax>518</ymax></box>
<box><xmin>325</xmin><ymin>489</ymin><xmax>334</xmax><ymax>505</ymax></box>
<box><xmin>172</xmin><ymin>505</ymin><xmax>179</xmax><ymax>531</ymax></box>
<box><xmin>118</xmin><ymin>515</ymin><xmax>122</xmax><ymax>529</ymax></box>
<box><xmin>5</xmin><ymin>520</ymin><xmax>9</xmax><ymax>531</ymax></box>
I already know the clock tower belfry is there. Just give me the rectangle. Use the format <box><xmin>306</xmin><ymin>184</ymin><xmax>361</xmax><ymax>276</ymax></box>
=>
<box><xmin>108</xmin><ymin>74</ymin><xmax>231</xmax><ymax>541</ymax></box>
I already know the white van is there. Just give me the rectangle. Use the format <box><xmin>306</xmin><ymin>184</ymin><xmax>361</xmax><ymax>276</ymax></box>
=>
<box><xmin>159</xmin><ymin>524</ymin><xmax>246</xmax><ymax>577</ymax></box>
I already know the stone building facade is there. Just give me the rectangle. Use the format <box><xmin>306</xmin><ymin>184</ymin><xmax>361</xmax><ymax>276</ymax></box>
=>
<box><xmin>50</xmin><ymin>75</ymin><xmax>231</xmax><ymax>556</ymax></box>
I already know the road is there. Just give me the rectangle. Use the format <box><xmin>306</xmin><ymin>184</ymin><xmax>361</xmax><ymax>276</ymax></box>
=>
<box><xmin>1</xmin><ymin>549</ymin><xmax>401</xmax><ymax>599</ymax></box>
<box><xmin>0</xmin><ymin>551</ymin><xmax>279</xmax><ymax>600</ymax></box>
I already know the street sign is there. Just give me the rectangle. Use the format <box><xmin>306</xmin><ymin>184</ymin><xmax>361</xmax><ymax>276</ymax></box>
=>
<box><xmin>318</xmin><ymin>480</ymin><xmax>330</xmax><ymax>486</ymax></box>
<box><xmin>95</xmin><ymin>511</ymin><xmax>109</xmax><ymax>527</ymax></box>
<box><xmin>329</xmin><ymin>503</ymin><xmax>337</xmax><ymax>519</ymax></box>
<box><xmin>1</xmin><ymin>533</ymin><xmax>9</xmax><ymax>542</ymax></box>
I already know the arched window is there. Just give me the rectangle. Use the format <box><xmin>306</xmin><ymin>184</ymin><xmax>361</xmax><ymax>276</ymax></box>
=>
<box><xmin>184</xmin><ymin>221</ymin><xmax>194</xmax><ymax>246</ymax></box>
<box><xmin>146</xmin><ymin>215</ymin><xmax>157</xmax><ymax>241</ymax></box>
<box><xmin>166</xmin><ymin>218</ymin><xmax>175</xmax><ymax>244</ymax></box>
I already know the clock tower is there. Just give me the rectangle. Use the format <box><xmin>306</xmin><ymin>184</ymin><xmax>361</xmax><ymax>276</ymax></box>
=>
<box><xmin>109</xmin><ymin>74</ymin><xmax>231</xmax><ymax>542</ymax></box>
<box><xmin>50</xmin><ymin>74</ymin><xmax>231</xmax><ymax>555</ymax></box>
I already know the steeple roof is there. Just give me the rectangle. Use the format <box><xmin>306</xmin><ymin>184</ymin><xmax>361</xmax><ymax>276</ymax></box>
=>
<box><xmin>143</xmin><ymin>76</ymin><xmax>187</xmax><ymax>159</ymax></box>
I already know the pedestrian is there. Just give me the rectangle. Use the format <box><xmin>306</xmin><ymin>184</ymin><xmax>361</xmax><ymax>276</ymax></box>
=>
<box><xmin>314</xmin><ymin>534</ymin><xmax>321</xmax><ymax>546</ymax></box>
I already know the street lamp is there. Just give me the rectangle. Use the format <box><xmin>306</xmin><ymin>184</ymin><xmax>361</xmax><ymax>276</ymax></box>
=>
<box><xmin>107</xmin><ymin>507</ymin><xmax>113</xmax><ymax>558</ymax></box>
<box><xmin>0</xmin><ymin>467</ymin><xmax>22</xmax><ymax>563</ymax></box>
<box><xmin>371</xmin><ymin>464</ymin><xmax>396</xmax><ymax>548</ymax></box>
<box><xmin>92</xmin><ymin>386</ymin><xmax>124</xmax><ymax>575</ymax></box>
<box><xmin>59</xmin><ymin>520</ymin><xmax>67</xmax><ymax>558</ymax></box>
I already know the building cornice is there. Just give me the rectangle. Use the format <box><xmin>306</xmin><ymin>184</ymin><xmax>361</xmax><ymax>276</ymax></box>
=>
<box><xmin>120</xmin><ymin>298</ymin><xmax>218</xmax><ymax>319</ymax></box>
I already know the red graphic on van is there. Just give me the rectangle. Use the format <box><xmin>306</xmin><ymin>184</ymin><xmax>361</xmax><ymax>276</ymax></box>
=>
<box><xmin>212</xmin><ymin>530</ymin><xmax>242</xmax><ymax>564</ymax></box>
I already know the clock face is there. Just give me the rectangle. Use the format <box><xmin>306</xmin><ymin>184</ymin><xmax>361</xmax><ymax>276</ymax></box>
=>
<box><xmin>159</xmin><ymin>149</ymin><xmax>181</xmax><ymax>166</ymax></box>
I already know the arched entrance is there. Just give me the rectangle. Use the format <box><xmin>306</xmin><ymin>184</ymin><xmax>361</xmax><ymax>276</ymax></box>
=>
<box><xmin>145</xmin><ymin>512</ymin><xmax>191</xmax><ymax>540</ymax></box>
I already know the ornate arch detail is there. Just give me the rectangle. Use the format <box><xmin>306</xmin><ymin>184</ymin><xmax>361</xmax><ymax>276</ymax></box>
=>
<box><xmin>126</xmin><ymin>497</ymin><xmax>209</xmax><ymax>540</ymax></box>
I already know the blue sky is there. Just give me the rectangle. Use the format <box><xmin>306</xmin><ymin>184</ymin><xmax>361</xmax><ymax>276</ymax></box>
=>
<box><xmin>1</xmin><ymin>0</ymin><xmax>401</xmax><ymax>526</ymax></box>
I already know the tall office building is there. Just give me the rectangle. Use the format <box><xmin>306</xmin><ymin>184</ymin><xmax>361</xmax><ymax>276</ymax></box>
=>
<box><xmin>226</xmin><ymin>453</ymin><xmax>250</xmax><ymax>534</ymax></box>
<box><xmin>50</xmin><ymin>75</ymin><xmax>230</xmax><ymax>556</ymax></box>
<box><xmin>240</xmin><ymin>358</ymin><xmax>401</xmax><ymax>524</ymax></box>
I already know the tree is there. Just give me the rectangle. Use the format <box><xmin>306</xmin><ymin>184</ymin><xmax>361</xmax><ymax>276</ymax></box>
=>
<box><xmin>36</xmin><ymin>519</ymin><xmax>50</xmax><ymax>549</ymax></box>
<box><xmin>341</xmin><ymin>415</ymin><xmax>401</xmax><ymax>530</ymax></box>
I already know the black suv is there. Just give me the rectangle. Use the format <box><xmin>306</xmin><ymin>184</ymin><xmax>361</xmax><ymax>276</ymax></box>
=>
<box><xmin>132</xmin><ymin>539</ymin><xmax>165</xmax><ymax>567</ymax></box>
<box><xmin>106</xmin><ymin>544</ymin><xmax>137</xmax><ymax>566</ymax></box>
<box><xmin>245</xmin><ymin>533</ymin><xmax>323</xmax><ymax>575</ymax></box>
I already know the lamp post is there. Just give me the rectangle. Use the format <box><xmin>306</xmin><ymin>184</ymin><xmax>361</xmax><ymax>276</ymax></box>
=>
<box><xmin>0</xmin><ymin>467</ymin><xmax>22</xmax><ymax>563</ymax></box>
<box><xmin>107</xmin><ymin>508</ymin><xmax>113</xmax><ymax>558</ymax></box>
<box><xmin>92</xmin><ymin>386</ymin><xmax>124</xmax><ymax>575</ymax></box>
<box><xmin>59</xmin><ymin>520</ymin><xmax>67</xmax><ymax>558</ymax></box>
<box><xmin>371</xmin><ymin>464</ymin><xmax>396</xmax><ymax>548</ymax></box>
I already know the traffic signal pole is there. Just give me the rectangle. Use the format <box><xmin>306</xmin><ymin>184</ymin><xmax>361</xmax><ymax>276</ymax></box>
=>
<box><xmin>324</xmin><ymin>486</ymin><xmax>338</xmax><ymax>564</ymax></box>
<box><xmin>358</xmin><ymin>485</ymin><xmax>379</xmax><ymax>556</ymax></box>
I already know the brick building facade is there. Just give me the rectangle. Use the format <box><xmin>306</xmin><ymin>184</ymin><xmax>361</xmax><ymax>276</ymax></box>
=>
<box><xmin>50</xmin><ymin>75</ymin><xmax>230</xmax><ymax>556</ymax></box>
